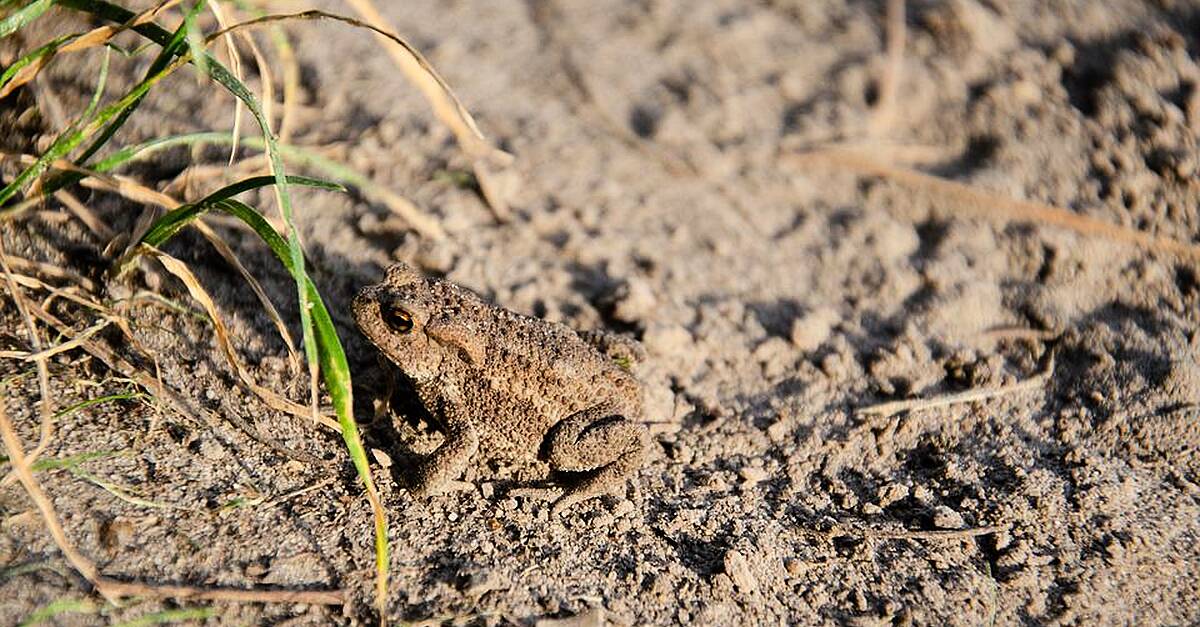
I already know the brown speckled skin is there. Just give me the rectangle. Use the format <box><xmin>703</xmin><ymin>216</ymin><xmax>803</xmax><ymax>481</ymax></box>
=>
<box><xmin>353</xmin><ymin>263</ymin><xmax>648</xmax><ymax>514</ymax></box>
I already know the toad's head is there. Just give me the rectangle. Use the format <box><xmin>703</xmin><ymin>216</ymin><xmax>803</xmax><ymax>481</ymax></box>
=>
<box><xmin>352</xmin><ymin>263</ymin><xmax>484</xmax><ymax>382</ymax></box>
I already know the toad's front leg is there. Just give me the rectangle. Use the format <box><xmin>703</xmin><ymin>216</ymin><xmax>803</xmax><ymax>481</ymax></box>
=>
<box><xmin>408</xmin><ymin>402</ymin><xmax>479</xmax><ymax>496</ymax></box>
<box><xmin>538</xmin><ymin>403</ymin><xmax>648</xmax><ymax>515</ymax></box>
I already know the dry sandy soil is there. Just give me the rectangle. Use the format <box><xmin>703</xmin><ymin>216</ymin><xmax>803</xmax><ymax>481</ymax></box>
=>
<box><xmin>2</xmin><ymin>0</ymin><xmax>1200</xmax><ymax>624</ymax></box>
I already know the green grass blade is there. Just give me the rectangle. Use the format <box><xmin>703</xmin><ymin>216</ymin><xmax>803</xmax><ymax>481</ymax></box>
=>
<box><xmin>0</xmin><ymin>450</ymin><xmax>119</xmax><ymax>471</ymax></box>
<box><xmin>205</xmin><ymin>199</ymin><xmax>388</xmax><ymax>614</ymax></box>
<box><xmin>52</xmin><ymin>390</ymin><xmax>145</xmax><ymax>419</ymax></box>
<box><xmin>18</xmin><ymin>598</ymin><xmax>98</xmax><ymax>627</ymax></box>
<box><xmin>181</xmin><ymin>2</ymin><xmax>209</xmax><ymax>75</ymax></box>
<box><xmin>0</xmin><ymin>0</ymin><xmax>53</xmax><ymax>40</ymax></box>
<box><xmin>87</xmin><ymin>132</ymin><xmax>394</xmax><ymax>199</ymax></box>
<box><xmin>75</xmin><ymin>45</ymin><xmax>109</xmax><ymax>121</ymax></box>
<box><xmin>111</xmin><ymin>607</ymin><xmax>215</xmax><ymax>627</ymax></box>
<box><xmin>131</xmin><ymin>174</ymin><xmax>342</xmax><ymax>254</ymax></box>
<box><xmin>32</xmin><ymin>450</ymin><xmax>119</xmax><ymax>471</ymax></box>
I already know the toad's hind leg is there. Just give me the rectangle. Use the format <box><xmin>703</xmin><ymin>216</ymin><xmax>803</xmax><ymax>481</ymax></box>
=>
<box><xmin>540</xmin><ymin>404</ymin><xmax>648</xmax><ymax>516</ymax></box>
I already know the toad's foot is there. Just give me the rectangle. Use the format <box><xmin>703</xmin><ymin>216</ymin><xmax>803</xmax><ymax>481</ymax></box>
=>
<box><xmin>405</xmin><ymin>406</ymin><xmax>479</xmax><ymax>497</ymax></box>
<box><xmin>509</xmin><ymin>485</ymin><xmax>623</xmax><ymax>518</ymax></box>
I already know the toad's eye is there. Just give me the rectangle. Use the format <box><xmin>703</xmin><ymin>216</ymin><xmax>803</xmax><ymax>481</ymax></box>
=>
<box><xmin>381</xmin><ymin>304</ymin><xmax>414</xmax><ymax>333</ymax></box>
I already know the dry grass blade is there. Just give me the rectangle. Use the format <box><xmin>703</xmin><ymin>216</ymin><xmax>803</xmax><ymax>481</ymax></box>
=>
<box><xmin>0</xmin><ymin>391</ymin><xmax>345</xmax><ymax>605</ymax></box>
<box><xmin>0</xmin><ymin>240</ymin><xmax>54</xmax><ymax>473</ymax></box>
<box><xmin>206</xmin><ymin>0</ymin><xmax>249</xmax><ymax>165</ymax></box>
<box><xmin>15</xmin><ymin>317</ymin><xmax>111</xmax><ymax>362</ymax></box>
<box><xmin>53</xmin><ymin>190</ymin><xmax>115</xmax><ymax>241</ymax></box>
<box><xmin>0</xmin><ymin>254</ymin><xmax>98</xmax><ymax>292</ymax></box>
<box><xmin>150</xmin><ymin>250</ymin><xmax>340</xmax><ymax>432</ymax></box>
<box><xmin>1</xmin><ymin>151</ymin><xmax>177</xmax><ymax>217</ymax></box>
<box><xmin>869</xmin><ymin>0</ymin><xmax>906</xmax><ymax>136</ymax></box>
<box><xmin>216</xmin><ymin>5</ymin><xmax>515</xmax><ymax>221</ymax></box>
<box><xmin>191</xmin><ymin>220</ymin><xmax>300</xmax><ymax>369</ymax></box>
<box><xmin>859</xmin><ymin>354</ymin><xmax>1055</xmax><ymax>418</ymax></box>
<box><xmin>790</xmin><ymin>146</ymin><xmax>1200</xmax><ymax>264</ymax></box>
<box><xmin>270</xmin><ymin>20</ymin><xmax>300</xmax><ymax>143</ymax></box>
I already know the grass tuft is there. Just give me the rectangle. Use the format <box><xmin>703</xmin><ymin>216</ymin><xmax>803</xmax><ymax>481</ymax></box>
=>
<box><xmin>0</xmin><ymin>1</ymin><xmax>416</xmax><ymax>619</ymax></box>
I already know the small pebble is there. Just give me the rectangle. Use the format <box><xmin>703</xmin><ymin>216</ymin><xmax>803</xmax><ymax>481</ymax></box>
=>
<box><xmin>370</xmin><ymin>448</ymin><xmax>393</xmax><ymax>468</ymax></box>
<box><xmin>739</xmin><ymin>466</ymin><xmax>770</xmax><ymax>486</ymax></box>
<box><xmin>932</xmin><ymin>505</ymin><xmax>965</xmax><ymax>530</ymax></box>
<box><xmin>723</xmin><ymin>549</ymin><xmax>759</xmax><ymax>594</ymax></box>
<box><xmin>613</xmin><ymin>277</ymin><xmax>657</xmax><ymax>323</ymax></box>
<box><xmin>766</xmin><ymin>420</ymin><xmax>790</xmax><ymax>443</ymax></box>
<box><xmin>790</xmin><ymin>307</ymin><xmax>838</xmax><ymax>352</ymax></box>
<box><xmin>535</xmin><ymin>608</ymin><xmax>605</xmax><ymax>627</ymax></box>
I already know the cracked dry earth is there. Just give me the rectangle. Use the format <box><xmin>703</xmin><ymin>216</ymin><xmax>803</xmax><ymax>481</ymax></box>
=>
<box><xmin>3</xmin><ymin>0</ymin><xmax>1200</xmax><ymax>625</ymax></box>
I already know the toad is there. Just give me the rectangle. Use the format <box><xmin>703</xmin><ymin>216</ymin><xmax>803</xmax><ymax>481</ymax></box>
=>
<box><xmin>353</xmin><ymin>263</ymin><xmax>648</xmax><ymax>515</ymax></box>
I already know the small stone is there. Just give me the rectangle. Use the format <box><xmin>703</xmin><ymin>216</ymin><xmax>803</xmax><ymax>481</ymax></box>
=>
<box><xmin>932</xmin><ymin>505</ymin><xmax>965</xmax><ymax>530</ymax></box>
<box><xmin>739</xmin><ymin>466</ymin><xmax>770</xmax><ymax>486</ymax></box>
<box><xmin>536</xmin><ymin>608</ymin><xmax>606</xmax><ymax>627</ymax></box>
<box><xmin>766</xmin><ymin>420</ymin><xmax>790</xmax><ymax>443</ymax></box>
<box><xmin>613</xmin><ymin>277</ymin><xmax>657</xmax><ymax>323</ymax></box>
<box><xmin>643</xmin><ymin>324</ymin><xmax>692</xmax><ymax>357</ymax></box>
<box><xmin>723</xmin><ymin>550</ymin><xmax>759</xmax><ymax>594</ymax></box>
<box><xmin>783</xmin><ymin>558</ymin><xmax>805</xmax><ymax>576</ymax></box>
<box><xmin>370</xmin><ymin>448</ymin><xmax>393</xmax><ymax>468</ymax></box>
<box><xmin>790</xmin><ymin>307</ymin><xmax>838</xmax><ymax>352</ymax></box>
<box><xmin>878</xmin><ymin>483</ymin><xmax>909</xmax><ymax>506</ymax></box>
<box><xmin>862</xmin><ymin>502</ymin><xmax>883</xmax><ymax>515</ymax></box>
<box><xmin>612</xmin><ymin>499</ymin><xmax>635</xmax><ymax>518</ymax></box>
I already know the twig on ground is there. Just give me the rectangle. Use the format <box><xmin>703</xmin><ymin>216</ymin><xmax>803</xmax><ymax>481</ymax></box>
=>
<box><xmin>858</xmin><ymin>354</ymin><xmax>1055</xmax><ymax>418</ymax></box>
<box><xmin>835</xmin><ymin>524</ymin><xmax>1004</xmax><ymax>541</ymax></box>
<box><xmin>789</xmin><ymin>146</ymin><xmax>1200</xmax><ymax>264</ymax></box>
<box><xmin>869</xmin><ymin>0</ymin><xmax>906</xmax><ymax>136</ymax></box>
